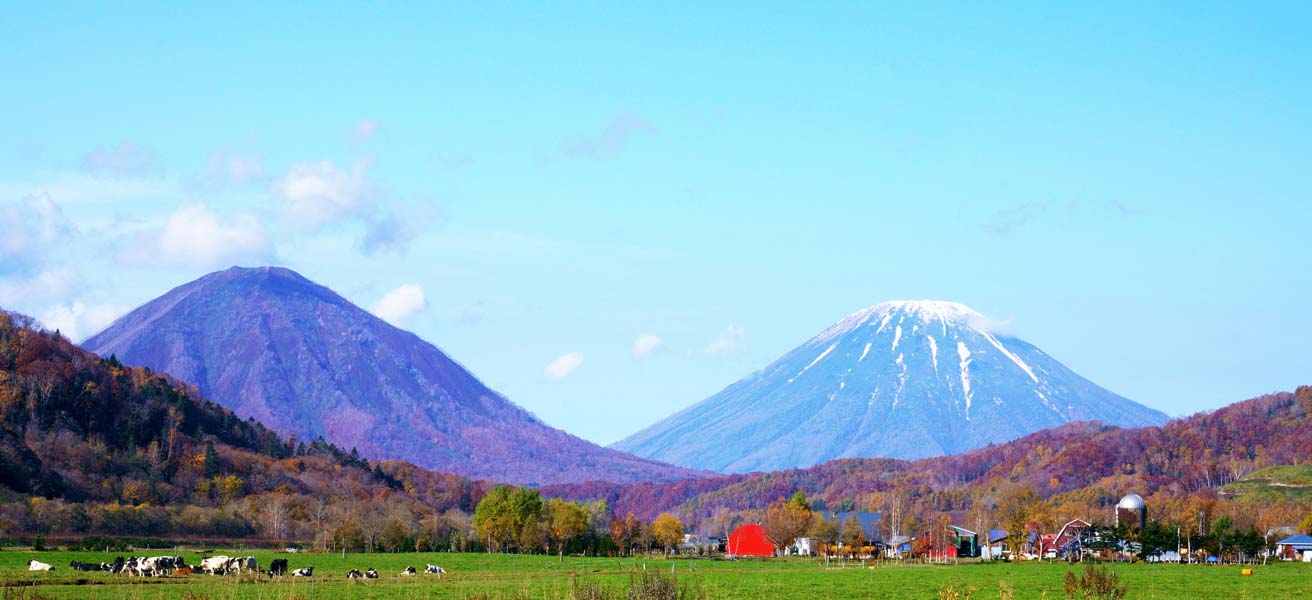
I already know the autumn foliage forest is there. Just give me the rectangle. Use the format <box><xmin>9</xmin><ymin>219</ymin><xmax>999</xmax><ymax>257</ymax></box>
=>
<box><xmin>2</xmin><ymin>308</ymin><xmax>1311</xmax><ymax>559</ymax></box>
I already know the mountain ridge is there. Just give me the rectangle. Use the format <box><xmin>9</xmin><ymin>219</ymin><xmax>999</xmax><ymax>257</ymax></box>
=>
<box><xmin>614</xmin><ymin>300</ymin><xmax>1167</xmax><ymax>472</ymax></box>
<box><xmin>84</xmin><ymin>266</ymin><xmax>708</xmax><ymax>486</ymax></box>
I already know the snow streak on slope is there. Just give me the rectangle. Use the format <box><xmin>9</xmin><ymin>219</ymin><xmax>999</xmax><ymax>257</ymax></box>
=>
<box><xmin>614</xmin><ymin>300</ymin><xmax>1168</xmax><ymax>473</ymax></box>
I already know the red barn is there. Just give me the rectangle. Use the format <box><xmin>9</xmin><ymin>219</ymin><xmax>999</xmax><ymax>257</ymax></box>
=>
<box><xmin>727</xmin><ymin>524</ymin><xmax>774</xmax><ymax>557</ymax></box>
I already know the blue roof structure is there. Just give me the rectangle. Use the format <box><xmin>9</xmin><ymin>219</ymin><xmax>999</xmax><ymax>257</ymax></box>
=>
<box><xmin>825</xmin><ymin>511</ymin><xmax>883</xmax><ymax>542</ymax></box>
<box><xmin>1276</xmin><ymin>534</ymin><xmax>1312</xmax><ymax>547</ymax></box>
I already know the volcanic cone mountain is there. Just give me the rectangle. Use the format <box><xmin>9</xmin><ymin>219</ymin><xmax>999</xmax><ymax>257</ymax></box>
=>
<box><xmin>613</xmin><ymin>301</ymin><xmax>1167</xmax><ymax>473</ymax></box>
<box><xmin>84</xmin><ymin>266</ymin><xmax>705</xmax><ymax>485</ymax></box>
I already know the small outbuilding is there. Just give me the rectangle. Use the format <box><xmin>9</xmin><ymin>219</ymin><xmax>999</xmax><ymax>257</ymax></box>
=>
<box><xmin>727</xmin><ymin>524</ymin><xmax>774</xmax><ymax>557</ymax></box>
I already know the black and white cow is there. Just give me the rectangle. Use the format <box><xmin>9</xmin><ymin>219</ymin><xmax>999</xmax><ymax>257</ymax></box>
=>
<box><xmin>425</xmin><ymin>564</ymin><xmax>447</xmax><ymax>576</ymax></box>
<box><xmin>346</xmin><ymin>569</ymin><xmax>364</xmax><ymax>579</ymax></box>
<box><xmin>69</xmin><ymin>560</ymin><xmax>102</xmax><ymax>572</ymax></box>
<box><xmin>291</xmin><ymin>566</ymin><xmax>314</xmax><ymax>577</ymax></box>
<box><xmin>269</xmin><ymin>559</ymin><xmax>288</xmax><ymax>577</ymax></box>
<box><xmin>365</xmin><ymin>568</ymin><xmax>379</xmax><ymax>579</ymax></box>
<box><xmin>400</xmin><ymin>566</ymin><xmax>417</xmax><ymax>576</ymax></box>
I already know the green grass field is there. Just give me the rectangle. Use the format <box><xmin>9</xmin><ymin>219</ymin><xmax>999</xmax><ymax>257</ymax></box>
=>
<box><xmin>2</xmin><ymin>549</ymin><xmax>1309</xmax><ymax>599</ymax></box>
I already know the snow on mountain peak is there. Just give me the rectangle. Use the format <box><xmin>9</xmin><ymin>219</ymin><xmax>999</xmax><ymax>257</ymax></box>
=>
<box><xmin>816</xmin><ymin>300</ymin><xmax>983</xmax><ymax>343</ymax></box>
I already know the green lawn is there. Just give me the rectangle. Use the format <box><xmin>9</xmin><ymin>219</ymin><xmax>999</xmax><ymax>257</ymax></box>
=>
<box><xmin>2</xmin><ymin>549</ymin><xmax>1308</xmax><ymax>599</ymax></box>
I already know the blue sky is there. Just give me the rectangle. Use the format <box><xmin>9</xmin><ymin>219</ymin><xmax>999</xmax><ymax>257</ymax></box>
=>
<box><xmin>2</xmin><ymin>2</ymin><xmax>1309</xmax><ymax>445</ymax></box>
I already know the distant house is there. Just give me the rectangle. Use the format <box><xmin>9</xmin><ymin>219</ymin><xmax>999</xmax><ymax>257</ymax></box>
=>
<box><xmin>981</xmin><ymin>529</ymin><xmax>1009</xmax><ymax>560</ymax></box>
<box><xmin>727</xmin><ymin>524</ymin><xmax>774</xmax><ymax>557</ymax></box>
<box><xmin>1275</xmin><ymin>534</ymin><xmax>1312</xmax><ymax>561</ymax></box>
<box><xmin>791</xmin><ymin>537</ymin><xmax>817</xmax><ymax>556</ymax></box>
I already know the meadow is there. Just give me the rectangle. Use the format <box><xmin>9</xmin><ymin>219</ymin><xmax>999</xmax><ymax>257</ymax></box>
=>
<box><xmin>2</xmin><ymin>550</ymin><xmax>1310</xmax><ymax>600</ymax></box>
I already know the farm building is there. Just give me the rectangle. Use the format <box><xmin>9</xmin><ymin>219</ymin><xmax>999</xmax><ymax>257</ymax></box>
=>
<box><xmin>726</xmin><ymin>524</ymin><xmax>774</xmax><ymax>557</ymax></box>
<box><xmin>1275</xmin><ymin>534</ymin><xmax>1312</xmax><ymax>561</ymax></box>
<box><xmin>1115</xmin><ymin>494</ymin><xmax>1147</xmax><ymax>530</ymax></box>
<box><xmin>1041</xmin><ymin>519</ymin><xmax>1092</xmax><ymax>559</ymax></box>
<box><xmin>827</xmin><ymin>511</ymin><xmax>883</xmax><ymax>546</ymax></box>
<box><xmin>981</xmin><ymin>529</ymin><xmax>1009</xmax><ymax>559</ymax></box>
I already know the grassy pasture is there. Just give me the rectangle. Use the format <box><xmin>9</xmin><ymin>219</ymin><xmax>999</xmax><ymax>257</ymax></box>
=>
<box><xmin>2</xmin><ymin>550</ymin><xmax>1309</xmax><ymax>599</ymax></box>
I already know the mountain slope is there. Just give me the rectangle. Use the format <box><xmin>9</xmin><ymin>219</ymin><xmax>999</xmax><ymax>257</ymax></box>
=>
<box><xmin>553</xmin><ymin>388</ymin><xmax>1312</xmax><ymax>521</ymax></box>
<box><xmin>613</xmin><ymin>300</ymin><xmax>1167</xmax><ymax>473</ymax></box>
<box><xmin>84</xmin><ymin>266</ymin><xmax>705</xmax><ymax>485</ymax></box>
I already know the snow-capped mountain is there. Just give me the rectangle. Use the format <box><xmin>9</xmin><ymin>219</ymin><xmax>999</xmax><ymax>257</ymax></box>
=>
<box><xmin>612</xmin><ymin>300</ymin><xmax>1167</xmax><ymax>473</ymax></box>
<box><xmin>83</xmin><ymin>267</ymin><xmax>707</xmax><ymax>485</ymax></box>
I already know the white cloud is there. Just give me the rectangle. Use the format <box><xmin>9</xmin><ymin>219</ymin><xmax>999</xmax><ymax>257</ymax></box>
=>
<box><xmin>40</xmin><ymin>302</ymin><xmax>127</xmax><ymax>342</ymax></box>
<box><xmin>632</xmin><ymin>333</ymin><xmax>662</xmax><ymax>358</ymax></box>
<box><xmin>544</xmin><ymin>352</ymin><xmax>585</xmax><ymax>380</ymax></box>
<box><xmin>370</xmin><ymin>284</ymin><xmax>428</xmax><ymax>326</ymax></box>
<box><xmin>704</xmin><ymin>325</ymin><xmax>747</xmax><ymax>355</ymax></box>
<box><xmin>0</xmin><ymin>269</ymin><xmax>73</xmax><ymax>307</ymax></box>
<box><xmin>128</xmin><ymin>203</ymin><xmax>270</xmax><ymax>268</ymax></box>
<box><xmin>352</xmin><ymin>118</ymin><xmax>380</xmax><ymax>144</ymax></box>
<box><xmin>0</xmin><ymin>194</ymin><xmax>71</xmax><ymax>276</ymax></box>
<box><xmin>275</xmin><ymin>160</ymin><xmax>375</xmax><ymax>228</ymax></box>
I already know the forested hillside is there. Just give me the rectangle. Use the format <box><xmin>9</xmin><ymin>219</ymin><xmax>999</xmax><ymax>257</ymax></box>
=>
<box><xmin>549</xmin><ymin>388</ymin><xmax>1312</xmax><ymax>536</ymax></box>
<box><xmin>0</xmin><ymin>310</ymin><xmax>483</xmax><ymax>548</ymax></box>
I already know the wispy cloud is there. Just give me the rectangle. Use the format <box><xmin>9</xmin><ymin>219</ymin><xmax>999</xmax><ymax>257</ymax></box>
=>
<box><xmin>704</xmin><ymin>325</ymin><xmax>746</xmax><ymax>355</ymax></box>
<box><xmin>81</xmin><ymin>141</ymin><xmax>160</xmax><ymax>177</ymax></box>
<box><xmin>560</xmin><ymin>113</ymin><xmax>656</xmax><ymax>159</ymax></box>
<box><xmin>632</xmin><ymin>333</ymin><xmax>662</xmax><ymax>358</ymax></box>
<box><xmin>351</xmin><ymin>118</ymin><xmax>380</xmax><ymax>144</ymax></box>
<box><xmin>360</xmin><ymin>199</ymin><xmax>441</xmax><ymax>255</ymax></box>
<box><xmin>544</xmin><ymin>352</ymin><xmax>585</xmax><ymax>380</ymax></box>
<box><xmin>187</xmin><ymin>140</ymin><xmax>266</xmax><ymax>192</ymax></box>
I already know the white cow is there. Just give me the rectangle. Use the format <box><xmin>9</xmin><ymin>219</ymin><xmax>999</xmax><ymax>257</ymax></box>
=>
<box><xmin>425</xmin><ymin>564</ymin><xmax>447</xmax><ymax>576</ymax></box>
<box><xmin>28</xmin><ymin>559</ymin><xmax>53</xmax><ymax>571</ymax></box>
<box><xmin>291</xmin><ymin>566</ymin><xmax>314</xmax><ymax>577</ymax></box>
<box><xmin>199</xmin><ymin>555</ymin><xmax>231</xmax><ymax>574</ymax></box>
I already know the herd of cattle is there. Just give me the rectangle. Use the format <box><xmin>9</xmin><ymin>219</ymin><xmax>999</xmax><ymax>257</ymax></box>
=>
<box><xmin>26</xmin><ymin>557</ymin><xmax>447</xmax><ymax>580</ymax></box>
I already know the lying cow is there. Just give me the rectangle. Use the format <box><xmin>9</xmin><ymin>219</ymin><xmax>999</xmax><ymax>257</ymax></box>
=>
<box><xmin>269</xmin><ymin>558</ymin><xmax>288</xmax><ymax>577</ymax></box>
<box><xmin>28</xmin><ymin>560</ymin><xmax>53</xmax><ymax>571</ymax></box>
<box><xmin>400</xmin><ymin>566</ymin><xmax>417</xmax><ymax>576</ymax></box>
<box><xmin>346</xmin><ymin>569</ymin><xmax>364</xmax><ymax>579</ymax></box>
<box><xmin>291</xmin><ymin>566</ymin><xmax>314</xmax><ymax>577</ymax></box>
<box><xmin>69</xmin><ymin>560</ymin><xmax>102</xmax><ymax>572</ymax></box>
<box><xmin>365</xmin><ymin>568</ymin><xmax>379</xmax><ymax>579</ymax></box>
<box><xmin>425</xmin><ymin>564</ymin><xmax>447</xmax><ymax>576</ymax></box>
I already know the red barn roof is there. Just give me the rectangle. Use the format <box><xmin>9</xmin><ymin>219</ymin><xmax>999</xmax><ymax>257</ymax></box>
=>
<box><xmin>727</xmin><ymin>524</ymin><xmax>774</xmax><ymax>557</ymax></box>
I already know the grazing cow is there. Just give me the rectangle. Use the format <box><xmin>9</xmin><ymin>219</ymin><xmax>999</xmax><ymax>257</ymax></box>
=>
<box><xmin>243</xmin><ymin>556</ymin><xmax>258</xmax><ymax>573</ymax></box>
<box><xmin>365</xmin><ymin>568</ymin><xmax>379</xmax><ymax>579</ymax></box>
<box><xmin>199</xmin><ymin>555</ymin><xmax>231</xmax><ymax>574</ymax></box>
<box><xmin>291</xmin><ymin>566</ymin><xmax>314</xmax><ymax>577</ymax></box>
<box><xmin>346</xmin><ymin>569</ymin><xmax>364</xmax><ymax>579</ymax></box>
<box><xmin>425</xmin><ymin>564</ymin><xmax>447</xmax><ymax>576</ymax></box>
<box><xmin>28</xmin><ymin>560</ymin><xmax>53</xmax><ymax>571</ymax></box>
<box><xmin>269</xmin><ymin>559</ymin><xmax>288</xmax><ymax>577</ymax></box>
<box><xmin>400</xmin><ymin>566</ymin><xmax>417</xmax><ymax>576</ymax></box>
<box><xmin>109</xmin><ymin>557</ymin><xmax>126</xmax><ymax>574</ymax></box>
